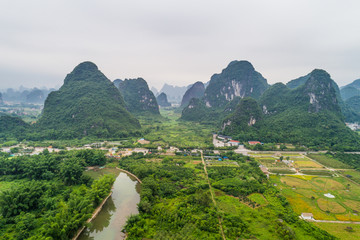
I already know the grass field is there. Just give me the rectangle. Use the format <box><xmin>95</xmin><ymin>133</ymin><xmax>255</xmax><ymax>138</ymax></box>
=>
<box><xmin>269</xmin><ymin>168</ymin><xmax>296</xmax><ymax>174</ymax></box>
<box><xmin>258</xmin><ymin>158</ymin><xmax>288</xmax><ymax>168</ymax></box>
<box><xmin>307</xmin><ymin>154</ymin><xmax>352</xmax><ymax>169</ymax></box>
<box><xmin>141</xmin><ymin>108</ymin><xmax>214</xmax><ymax>148</ymax></box>
<box><xmin>248</xmin><ymin>193</ymin><xmax>268</xmax><ymax>206</ymax></box>
<box><xmin>300</xmin><ymin>170</ymin><xmax>333</xmax><ymax>176</ymax></box>
<box><xmin>314</xmin><ymin>222</ymin><xmax>360</xmax><ymax>240</ymax></box>
<box><xmin>317</xmin><ymin>198</ymin><xmax>346</xmax><ymax>213</ymax></box>
<box><xmin>340</xmin><ymin>170</ymin><xmax>360</xmax><ymax>184</ymax></box>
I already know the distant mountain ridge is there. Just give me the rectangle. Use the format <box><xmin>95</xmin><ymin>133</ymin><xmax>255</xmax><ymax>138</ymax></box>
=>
<box><xmin>340</xmin><ymin>79</ymin><xmax>360</xmax><ymax>101</ymax></box>
<box><xmin>160</xmin><ymin>84</ymin><xmax>190</xmax><ymax>103</ymax></box>
<box><xmin>1</xmin><ymin>88</ymin><xmax>55</xmax><ymax>104</ymax></box>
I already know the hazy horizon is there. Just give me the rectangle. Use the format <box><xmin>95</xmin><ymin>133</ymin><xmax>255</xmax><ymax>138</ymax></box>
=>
<box><xmin>1</xmin><ymin>1</ymin><xmax>360</xmax><ymax>90</ymax></box>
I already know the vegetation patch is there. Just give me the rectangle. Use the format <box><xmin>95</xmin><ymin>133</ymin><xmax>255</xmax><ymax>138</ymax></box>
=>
<box><xmin>247</xmin><ymin>193</ymin><xmax>268</xmax><ymax>206</ymax></box>
<box><xmin>301</xmin><ymin>170</ymin><xmax>333</xmax><ymax>176</ymax></box>
<box><xmin>307</xmin><ymin>153</ymin><xmax>352</xmax><ymax>169</ymax></box>
<box><xmin>269</xmin><ymin>169</ymin><xmax>296</xmax><ymax>174</ymax></box>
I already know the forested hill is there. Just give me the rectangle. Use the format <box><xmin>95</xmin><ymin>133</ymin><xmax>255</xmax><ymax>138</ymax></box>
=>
<box><xmin>181</xmin><ymin>81</ymin><xmax>205</xmax><ymax>107</ymax></box>
<box><xmin>223</xmin><ymin>69</ymin><xmax>360</xmax><ymax>151</ymax></box>
<box><xmin>35</xmin><ymin>61</ymin><xmax>141</xmax><ymax>139</ymax></box>
<box><xmin>0</xmin><ymin>115</ymin><xmax>30</xmax><ymax>139</ymax></box>
<box><xmin>287</xmin><ymin>72</ymin><xmax>360</xmax><ymax>123</ymax></box>
<box><xmin>203</xmin><ymin>60</ymin><xmax>269</xmax><ymax>108</ymax></box>
<box><xmin>116</xmin><ymin>78</ymin><xmax>160</xmax><ymax>115</ymax></box>
<box><xmin>157</xmin><ymin>92</ymin><xmax>171</xmax><ymax>107</ymax></box>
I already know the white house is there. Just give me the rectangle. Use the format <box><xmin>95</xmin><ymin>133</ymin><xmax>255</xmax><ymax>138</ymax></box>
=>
<box><xmin>300</xmin><ymin>213</ymin><xmax>314</xmax><ymax>221</ymax></box>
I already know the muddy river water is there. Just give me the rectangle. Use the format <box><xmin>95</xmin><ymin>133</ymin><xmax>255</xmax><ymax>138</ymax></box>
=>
<box><xmin>78</xmin><ymin>172</ymin><xmax>140</xmax><ymax>240</ymax></box>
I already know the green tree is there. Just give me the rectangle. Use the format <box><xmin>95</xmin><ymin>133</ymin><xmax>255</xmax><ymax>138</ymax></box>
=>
<box><xmin>59</xmin><ymin>157</ymin><xmax>84</xmax><ymax>185</ymax></box>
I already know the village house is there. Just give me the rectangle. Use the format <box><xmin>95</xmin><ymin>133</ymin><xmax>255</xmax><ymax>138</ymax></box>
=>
<box><xmin>217</xmin><ymin>135</ymin><xmax>232</xmax><ymax>141</ymax></box>
<box><xmin>248</xmin><ymin>141</ymin><xmax>262</xmax><ymax>145</ymax></box>
<box><xmin>227</xmin><ymin>140</ymin><xmax>240</xmax><ymax>146</ymax></box>
<box><xmin>300</xmin><ymin>213</ymin><xmax>314</xmax><ymax>221</ymax></box>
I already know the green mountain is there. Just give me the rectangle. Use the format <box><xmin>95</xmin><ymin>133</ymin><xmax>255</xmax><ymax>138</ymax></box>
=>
<box><xmin>157</xmin><ymin>92</ymin><xmax>171</xmax><ymax>107</ymax></box>
<box><xmin>287</xmin><ymin>73</ymin><xmax>360</xmax><ymax>123</ymax></box>
<box><xmin>224</xmin><ymin>69</ymin><xmax>360</xmax><ymax>150</ymax></box>
<box><xmin>35</xmin><ymin>61</ymin><xmax>140</xmax><ymax>139</ymax></box>
<box><xmin>222</xmin><ymin>97</ymin><xmax>263</xmax><ymax>133</ymax></box>
<box><xmin>113</xmin><ymin>79</ymin><xmax>123</xmax><ymax>89</ymax></box>
<box><xmin>180</xmin><ymin>98</ymin><xmax>208</xmax><ymax>121</ymax></box>
<box><xmin>203</xmin><ymin>60</ymin><xmax>269</xmax><ymax>108</ymax></box>
<box><xmin>0</xmin><ymin>115</ymin><xmax>30</xmax><ymax>139</ymax></box>
<box><xmin>117</xmin><ymin>78</ymin><xmax>160</xmax><ymax>115</ymax></box>
<box><xmin>181</xmin><ymin>81</ymin><xmax>205</xmax><ymax>107</ymax></box>
<box><xmin>181</xmin><ymin>60</ymin><xmax>269</xmax><ymax>122</ymax></box>
<box><xmin>346</xmin><ymin>96</ymin><xmax>360</xmax><ymax>115</ymax></box>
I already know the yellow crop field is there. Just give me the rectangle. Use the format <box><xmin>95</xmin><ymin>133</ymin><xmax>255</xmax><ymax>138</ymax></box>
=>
<box><xmin>294</xmin><ymin>160</ymin><xmax>323</xmax><ymax>168</ymax></box>
<box><xmin>335</xmin><ymin>212</ymin><xmax>360</xmax><ymax>221</ymax></box>
<box><xmin>281</xmin><ymin>176</ymin><xmax>313</xmax><ymax>188</ymax></box>
<box><xmin>317</xmin><ymin>198</ymin><xmax>346</xmax><ymax>214</ymax></box>
<box><xmin>286</xmin><ymin>195</ymin><xmax>335</xmax><ymax>220</ymax></box>
<box><xmin>291</xmin><ymin>175</ymin><xmax>316</xmax><ymax>181</ymax></box>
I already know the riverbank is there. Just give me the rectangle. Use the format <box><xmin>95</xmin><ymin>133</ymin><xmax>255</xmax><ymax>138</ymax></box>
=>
<box><xmin>73</xmin><ymin>168</ymin><xmax>142</xmax><ymax>240</ymax></box>
<box><xmin>72</xmin><ymin>191</ymin><xmax>113</xmax><ymax>240</ymax></box>
<box><xmin>117</xmin><ymin>168</ymin><xmax>142</xmax><ymax>184</ymax></box>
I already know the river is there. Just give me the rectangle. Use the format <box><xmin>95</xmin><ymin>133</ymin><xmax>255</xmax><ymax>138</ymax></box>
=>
<box><xmin>78</xmin><ymin>171</ymin><xmax>140</xmax><ymax>240</ymax></box>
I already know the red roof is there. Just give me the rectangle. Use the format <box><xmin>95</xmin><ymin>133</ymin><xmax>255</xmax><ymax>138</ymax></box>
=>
<box><xmin>248</xmin><ymin>141</ymin><xmax>261</xmax><ymax>145</ymax></box>
<box><xmin>229</xmin><ymin>140</ymin><xmax>240</xmax><ymax>143</ymax></box>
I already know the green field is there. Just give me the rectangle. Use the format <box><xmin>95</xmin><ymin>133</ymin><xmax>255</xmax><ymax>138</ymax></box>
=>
<box><xmin>340</xmin><ymin>169</ymin><xmax>360</xmax><ymax>185</ymax></box>
<box><xmin>314</xmin><ymin>222</ymin><xmax>360</xmax><ymax>240</ymax></box>
<box><xmin>307</xmin><ymin>153</ymin><xmax>352</xmax><ymax>169</ymax></box>
<box><xmin>140</xmin><ymin>108</ymin><xmax>214</xmax><ymax>148</ymax></box>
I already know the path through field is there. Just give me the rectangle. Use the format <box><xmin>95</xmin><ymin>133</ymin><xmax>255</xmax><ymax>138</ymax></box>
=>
<box><xmin>201</xmin><ymin>151</ymin><xmax>226</xmax><ymax>240</ymax></box>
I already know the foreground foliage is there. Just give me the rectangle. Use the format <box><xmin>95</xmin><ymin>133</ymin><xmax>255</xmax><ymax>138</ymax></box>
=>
<box><xmin>0</xmin><ymin>150</ymin><xmax>114</xmax><ymax>239</ymax></box>
<box><xmin>120</xmin><ymin>152</ymin><xmax>336</xmax><ymax>239</ymax></box>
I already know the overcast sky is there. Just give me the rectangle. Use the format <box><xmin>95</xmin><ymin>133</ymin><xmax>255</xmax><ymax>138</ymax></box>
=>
<box><xmin>1</xmin><ymin>0</ymin><xmax>360</xmax><ymax>90</ymax></box>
